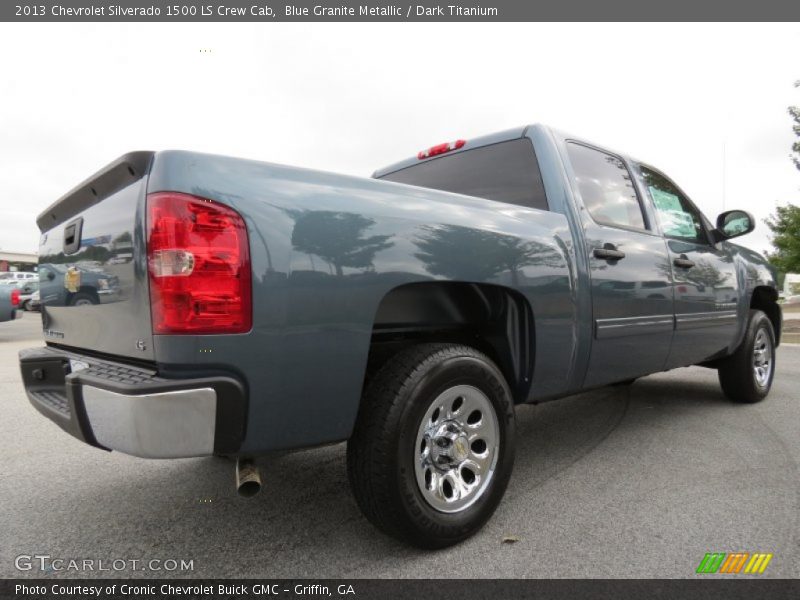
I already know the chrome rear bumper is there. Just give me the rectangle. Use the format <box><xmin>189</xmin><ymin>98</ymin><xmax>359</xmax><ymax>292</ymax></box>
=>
<box><xmin>19</xmin><ymin>346</ymin><xmax>246</xmax><ymax>458</ymax></box>
<box><xmin>82</xmin><ymin>385</ymin><xmax>217</xmax><ymax>458</ymax></box>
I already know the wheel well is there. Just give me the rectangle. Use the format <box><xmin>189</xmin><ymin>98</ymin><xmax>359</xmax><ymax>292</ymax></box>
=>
<box><xmin>751</xmin><ymin>286</ymin><xmax>781</xmax><ymax>345</ymax></box>
<box><xmin>66</xmin><ymin>286</ymin><xmax>99</xmax><ymax>305</ymax></box>
<box><xmin>365</xmin><ymin>282</ymin><xmax>534</xmax><ymax>403</ymax></box>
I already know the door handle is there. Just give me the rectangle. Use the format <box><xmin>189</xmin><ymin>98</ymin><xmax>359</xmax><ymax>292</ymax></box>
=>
<box><xmin>673</xmin><ymin>255</ymin><xmax>695</xmax><ymax>269</ymax></box>
<box><xmin>593</xmin><ymin>244</ymin><xmax>626</xmax><ymax>261</ymax></box>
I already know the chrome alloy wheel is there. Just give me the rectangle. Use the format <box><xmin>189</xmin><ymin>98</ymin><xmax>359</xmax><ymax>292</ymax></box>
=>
<box><xmin>752</xmin><ymin>328</ymin><xmax>773</xmax><ymax>388</ymax></box>
<box><xmin>414</xmin><ymin>385</ymin><xmax>500</xmax><ymax>513</ymax></box>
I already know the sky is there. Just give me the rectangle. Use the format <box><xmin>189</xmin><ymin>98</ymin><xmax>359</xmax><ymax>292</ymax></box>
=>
<box><xmin>0</xmin><ymin>22</ymin><xmax>798</xmax><ymax>256</ymax></box>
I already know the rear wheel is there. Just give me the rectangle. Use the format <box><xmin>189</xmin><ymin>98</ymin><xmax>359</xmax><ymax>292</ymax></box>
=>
<box><xmin>718</xmin><ymin>309</ymin><xmax>776</xmax><ymax>403</ymax></box>
<box><xmin>347</xmin><ymin>343</ymin><xmax>515</xmax><ymax>548</ymax></box>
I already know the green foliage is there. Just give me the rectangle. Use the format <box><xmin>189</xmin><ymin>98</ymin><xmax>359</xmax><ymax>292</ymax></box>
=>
<box><xmin>765</xmin><ymin>204</ymin><xmax>800</xmax><ymax>274</ymax></box>
<box><xmin>791</xmin><ymin>80</ymin><xmax>800</xmax><ymax>171</ymax></box>
<box><xmin>766</xmin><ymin>82</ymin><xmax>800</xmax><ymax>276</ymax></box>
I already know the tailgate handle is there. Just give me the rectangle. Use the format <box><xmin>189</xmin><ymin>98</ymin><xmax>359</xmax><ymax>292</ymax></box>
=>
<box><xmin>63</xmin><ymin>217</ymin><xmax>83</xmax><ymax>255</ymax></box>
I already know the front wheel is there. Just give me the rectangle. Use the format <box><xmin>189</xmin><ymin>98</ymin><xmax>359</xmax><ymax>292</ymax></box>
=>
<box><xmin>347</xmin><ymin>343</ymin><xmax>515</xmax><ymax>548</ymax></box>
<box><xmin>718</xmin><ymin>309</ymin><xmax>776</xmax><ymax>403</ymax></box>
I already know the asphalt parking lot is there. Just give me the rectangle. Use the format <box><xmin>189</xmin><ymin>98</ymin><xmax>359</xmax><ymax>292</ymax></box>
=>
<box><xmin>1</xmin><ymin>311</ymin><xmax>798</xmax><ymax>579</ymax></box>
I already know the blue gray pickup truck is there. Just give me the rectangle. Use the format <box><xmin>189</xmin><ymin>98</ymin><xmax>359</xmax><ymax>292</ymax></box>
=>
<box><xmin>19</xmin><ymin>125</ymin><xmax>782</xmax><ymax>547</ymax></box>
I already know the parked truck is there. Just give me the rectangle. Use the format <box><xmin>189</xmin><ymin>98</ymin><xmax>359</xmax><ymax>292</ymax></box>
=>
<box><xmin>19</xmin><ymin>125</ymin><xmax>782</xmax><ymax>548</ymax></box>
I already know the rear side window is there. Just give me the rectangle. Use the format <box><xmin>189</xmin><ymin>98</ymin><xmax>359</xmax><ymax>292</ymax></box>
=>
<box><xmin>566</xmin><ymin>142</ymin><xmax>646</xmax><ymax>231</ymax></box>
<box><xmin>379</xmin><ymin>138</ymin><xmax>549</xmax><ymax>211</ymax></box>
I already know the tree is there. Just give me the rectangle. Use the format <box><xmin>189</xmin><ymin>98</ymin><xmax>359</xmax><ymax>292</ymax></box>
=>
<box><xmin>765</xmin><ymin>204</ymin><xmax>800</xmax><ymax>274</ymax></box>
<box><xmin>790</xmin><ymin>80</ymin><xmax>800</xmax><ymax>171</ymax></box>
<box><xmin>764</xmin><ymin>81</ymin><xmax>800</xmax><ymax>275</ymax></box>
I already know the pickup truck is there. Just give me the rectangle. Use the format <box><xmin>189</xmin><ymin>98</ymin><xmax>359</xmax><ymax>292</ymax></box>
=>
<box><xmin>19</xmin><ymin>125</ymin><xmax>782</xmax><ymax>548</ymax></box>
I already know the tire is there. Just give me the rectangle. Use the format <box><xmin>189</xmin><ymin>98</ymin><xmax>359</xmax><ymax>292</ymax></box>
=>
<box><xmin>718</xmin><ymin>309</ymin><xmax>776</xmax><ymax>403</ymax></box>
<box><xmin>69</xmin><ymin>292</ymin><xmax>97</xmax><ymax>307</ymax></box>
<box><xmin>22</xmin><ymin>300</ymin><xmax>31</xmax><ymax>311</ymax></box>
<box><xmin>347</xmin><ymin>343</ymin><xmax>516</xmax><ymax>549</ymax></box>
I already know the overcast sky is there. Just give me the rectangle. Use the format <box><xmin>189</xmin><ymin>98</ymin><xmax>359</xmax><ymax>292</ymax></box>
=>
<box><xmin>1</xmin><ymin>22</ymin><xmax>798</xmax><ymax>255</ymax></box>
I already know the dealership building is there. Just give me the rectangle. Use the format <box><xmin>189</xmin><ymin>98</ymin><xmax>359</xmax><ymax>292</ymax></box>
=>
<box><xmin>0</xmin><ymin>251</ymin><xmax>37</xmax><ymax>273</ymax></box>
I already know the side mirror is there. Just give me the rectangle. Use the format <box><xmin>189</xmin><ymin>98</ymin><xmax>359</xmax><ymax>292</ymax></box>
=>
<box><xmin>715</xmin><ymin>210</ymin><xmax>754</xmax><ymax>241</ymax></box>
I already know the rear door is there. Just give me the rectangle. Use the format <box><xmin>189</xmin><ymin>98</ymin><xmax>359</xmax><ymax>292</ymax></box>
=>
<box><xmin>635</xmin><ymin>165</ymin><xmax>740</xmax><ymax>367</ymax></box>
<box><xmin>565</xmin><ymin>142</ymin><xmax>674</xmax><ymax>387</ymax></box>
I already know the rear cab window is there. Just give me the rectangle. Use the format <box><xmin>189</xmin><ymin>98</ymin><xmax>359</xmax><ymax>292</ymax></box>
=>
<box><xmin>378</xmin><ymin>138</ymin><xmax>549</xmax><ymax>211</ymax></box>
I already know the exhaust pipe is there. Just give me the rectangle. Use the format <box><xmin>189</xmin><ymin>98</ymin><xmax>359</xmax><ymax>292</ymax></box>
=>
<box><xmin>235</xmin><ymin>457</ymin><xmax>262</xmax><ymax>498</ymax></box>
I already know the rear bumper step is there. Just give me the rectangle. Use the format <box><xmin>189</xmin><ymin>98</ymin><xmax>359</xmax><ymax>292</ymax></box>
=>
<box><xmin>19</xmin><ymin>346</ymin><xmax>247</xmax><ymax>458</ymax></box>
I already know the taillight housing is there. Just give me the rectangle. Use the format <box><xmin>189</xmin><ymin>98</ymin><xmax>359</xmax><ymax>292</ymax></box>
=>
<box><xmin>146</xmin><ymin>192</ymin><xmax>252</xmax><ymax>334</ymax></box>
<box><xmin>10</xmin><ymin>288</ymin><xmax>20</xmax><ymax>307</ymax></box>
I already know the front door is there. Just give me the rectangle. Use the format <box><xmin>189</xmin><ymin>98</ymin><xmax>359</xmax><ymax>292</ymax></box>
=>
<box><xmin>636</xmin><ymin>165</ymin><xmax>740</xmax><ymax>368</ymax></box>
<box><xmin>565</xmin><ymin>142</ymin><xmax>674</xmax><ymax>387</ymax></box>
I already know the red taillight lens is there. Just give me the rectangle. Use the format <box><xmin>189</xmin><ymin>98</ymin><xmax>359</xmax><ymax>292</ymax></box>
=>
<box><xmin>146</xmin><ymin>192</ymin><xmax>252</xmax><ymax>334</ymax></box>
<box><xmin>10</xmin><ymin>288</ymin><xmax>20</xmax><ymax>307</ymax></box>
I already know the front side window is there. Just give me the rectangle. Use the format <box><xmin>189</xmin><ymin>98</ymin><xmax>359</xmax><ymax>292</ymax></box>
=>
<box><xmin>566</xmin><ymin>143</ymin><xmax>646</xmax><ymax>230</ymax></box>
<box><xmin>639</xmin><ymin>166</ymin><xmax>707</xmax><ymax>244</ymax></box>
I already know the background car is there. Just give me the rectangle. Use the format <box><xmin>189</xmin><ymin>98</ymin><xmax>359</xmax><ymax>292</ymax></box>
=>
<box><xmin>27</xmin><ymin>289</ymin><xmax>40</xmax><ymax>312</ymax></box>
<box><xmin>18</xmin><ymin>281</ymin><xmax>39</xmax><ymax>311</ymax></box>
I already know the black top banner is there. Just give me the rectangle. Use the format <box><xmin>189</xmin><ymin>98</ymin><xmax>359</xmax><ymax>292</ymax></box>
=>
<box><xmin>3</xmin><ymin>0</ymin><xmax>800</xmax><ymax>21</ymax></box>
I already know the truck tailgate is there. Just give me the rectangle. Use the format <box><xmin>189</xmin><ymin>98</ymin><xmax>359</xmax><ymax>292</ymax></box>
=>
<box><xmin>37</xmin><ymin>152</ymin><xmax>156</xmax><ymax>361</ymax></box>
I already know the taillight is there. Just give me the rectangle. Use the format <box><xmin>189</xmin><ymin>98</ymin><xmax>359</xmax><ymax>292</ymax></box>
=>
<box><xmin>10</xmin><ymin>288</ymin><xmax>20</xmax><ymax>307</ymax></box>
<box><xmin>146</xmin><ymin>192</ymin><xmax>252</xmax><ymax>334</ymax></box>
<box><xmin>417</xmin><ymin>139</ymin><xmax>466</xmax><ymax>160</ymax></box>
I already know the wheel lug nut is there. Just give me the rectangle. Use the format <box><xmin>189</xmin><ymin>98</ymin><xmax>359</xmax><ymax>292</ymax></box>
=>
<box><xmin>436</xmin><ymin>438</ymin><xmax>451</xmax><ymax>448</ymax></box>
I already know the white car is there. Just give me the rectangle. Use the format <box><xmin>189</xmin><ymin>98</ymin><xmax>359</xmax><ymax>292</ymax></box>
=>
<box><xmin>0</xmin><ymin>271</ymin><xmax>37</xmax><ymax>284</ymax></box>
<box><xmin>28</xmin><ymin>289</ymin><xmax>40</xmax><ymax>312</ymax></box>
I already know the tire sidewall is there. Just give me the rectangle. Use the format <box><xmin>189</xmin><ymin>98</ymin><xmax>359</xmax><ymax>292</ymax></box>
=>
<box><xmin>391</xmin><ymin>354</ymin><xmax>515</xmax><ymax>544</ymax></box>
<box><xmin>750</xmin><ymin>313</ymin><xmax>776</xmax><ymax>396</ymax></box>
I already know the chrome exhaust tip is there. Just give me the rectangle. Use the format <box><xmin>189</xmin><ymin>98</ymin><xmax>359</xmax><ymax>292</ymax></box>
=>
<box><xmin>235</xmin><ymin>457</ymin><xmax>262</xmax><ymax>498</ymax></box>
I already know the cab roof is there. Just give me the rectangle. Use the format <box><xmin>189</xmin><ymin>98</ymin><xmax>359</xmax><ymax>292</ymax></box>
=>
<box><xmin>372</xmin><ymin>125</ymin><xmax>534</xmax><ymax>179</ymax></box>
